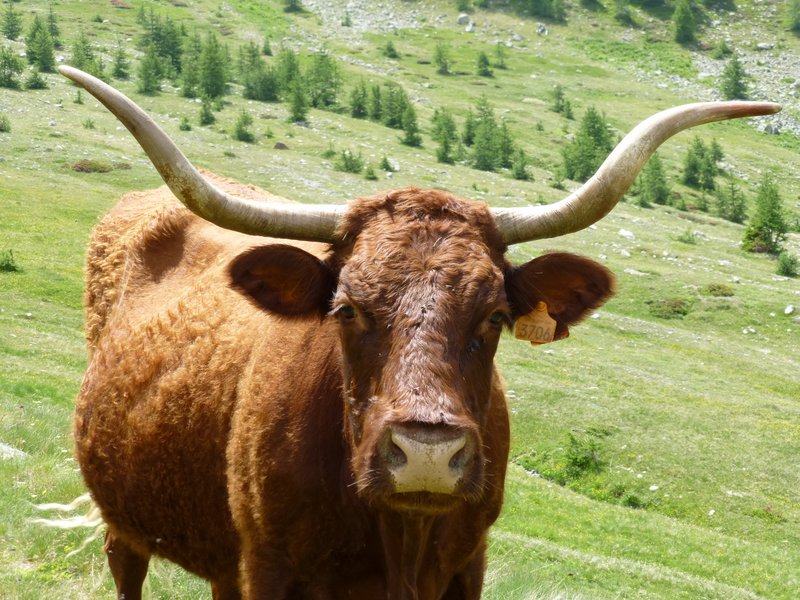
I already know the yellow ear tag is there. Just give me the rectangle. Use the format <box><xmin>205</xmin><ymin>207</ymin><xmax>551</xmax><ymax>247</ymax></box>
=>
<box><xmin>514</xmin><ymin>302</ymin><xmax>557</xmax><ymax>346</ymax></box>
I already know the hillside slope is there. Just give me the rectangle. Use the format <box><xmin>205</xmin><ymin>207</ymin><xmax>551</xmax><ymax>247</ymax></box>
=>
<box><xmin>0</xmin><ymin>1</ymin><xmax>798</xmax><ymax>598</ymax></box>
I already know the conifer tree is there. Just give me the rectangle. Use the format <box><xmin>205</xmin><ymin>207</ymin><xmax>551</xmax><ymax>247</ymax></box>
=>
<box><xmin>400</xmin><ymin>104</ymin><xmax>422</xmax><ymax>147</ymax></box>
<box><xmin>47</xmin><ymin>4</ymin><xmax>61</xmax><ymax>48</ymax></box>
<box><xmin>720</xmin><ymin>55</ymin><xmax>747</xmax><ymax>100</ymax></box>
<box><xmin>476</xmin><ymin>51</ymin><xmax>493</xmax><ymax>77</ymax></box>
<box><xmin>288</xmin><ymin>81</ymin><xmax>308</xmax><ymax>123</ymax></box>
<box><xmin>562</xmin><ymin>106</ymin><xmax>613</xmax><ymax>181</ymax></box>
<box><xmin>462</xmin><ymin>109</ymin><xmax>476</xmax><ymax>147</ymax></box>
<box><xmin>137</xmin><ymin>44</ymin><xmax>163</xmax><ymax>94</ymax></box>
<box><xmin>0</xmin><ymin>45</ymin><xmax>22</xmax><ymax>89</ymax></box>
<box><xmin>305</xmin><ymin>51</ymin><xmax>341</xmax><ymax>109</ymax></box>
<box><xmin>716</xmin><ymin>179</ymin><xmax>747</xmax><ymax>223</ymax></box>
<box><xmin>70</xmin><ymin>31</ymin><xmax>103</xmax><ymax>78</ymax></box>
<box><xmin>284</xmin><ymin>0</ymin><xmax>303</xmax><ymax>13</ymax></box>
<box><xmin>786</xmin><ymin>0</ymin><xmax>800</xmax><ymax>33</ymax></box>
<box><xmin>496</xmin><ymin>121</ymin><xmax>515</xmax><ymax>169</ymax></box>
<box><xmin>112</xmin><ymin>44</ymin><xmax>130</xmax><ymax>79</ymax></box>
<box><xmin>199</xmin><ymin>96</ymin><xmax>215</xmax><ymax>125</ymax></box>
<box><xmin>237</xmin><ymin>41</ymin><xmax>262</xmax><ymax>82</ymax></box>
<box><xmin>433</xmin><ymin>42</ymin><xmax>451</xmax><ymax>75</ymax></box>
<box><xmin>494</xmin><ymin>43</ymin><xmax>507</xmax><ymax>70</ymax></box>
<box><xmin>431</xmin><ymin>107</ymin><xmax>458</xmax><ymax>164</ymax></box>
<box><xmin>25</xmin><ymin>16</ymin><xmax>46</xmax><ymax>66</ymax></box>
<box><xmin>381</xmin><ymin>84</ymin><xmax>410</xmax><ymax>129</ymax></box>
<box><xmin>511</xmin><ymin>148</ymin><xmax>532</xmax><ymax>180</ymax></box>
<box><xmin>367</xmin><ymin>84</ymin><xmax>382</xmax><ymax>122</ymax></box>
<box><xmin>742</xmin><ymin>173</ymin><xmax>788</xmax><ymax>254</ymax></box>
<box><xmin>2</xmin><ymin>1</ymin><xmax>22</xmax><ymax>41</ymax></box>
<box><xmin>243</xmin><ymin>66</ymin><xmax>280</xmax><ymax>102</ymax></box>
<box><xmin>638</xmin><ymin>153</ymin><xmax>670</xmax><ymax>206</ymax></box>
<box><xmin>349</xmin><ymin>79</ymin><xmax>368</xmax><ymax>119</ymax></box>
<box><xmin>275</xmin><ymin>47</ymin><xmax>301</xmax><ymax>96</ymax></box>
<box><xmin>30</xmin><ymin>25</ymin><xmax>55</xmax><ymax>72</ymax></box>
<box><xmin>233</xmin><ymin>110</ymin><xmax>255</xmax><ymax>143</ymax></box>
<box><xmin>199</xmin><ymin>32</ymin><xmax>227</xmax><ymax>99</ymax></box>
<box><xmin>180</xmin><ymin>33</ymin><xmax>203</xmax><ymax>97</ymax></box>
<box><xmin>673</xmin><ymin>0</ymin><xmax>696</xmax><ymax>44</ymax></box>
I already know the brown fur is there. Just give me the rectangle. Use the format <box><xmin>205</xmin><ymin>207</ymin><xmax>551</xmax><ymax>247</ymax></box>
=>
<box><xmin>75</xmin><ymin>174</ymin><xmax>613</xmax><ymax>599</ymax></box>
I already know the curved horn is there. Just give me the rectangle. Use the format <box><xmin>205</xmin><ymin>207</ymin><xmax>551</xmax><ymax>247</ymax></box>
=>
<box><xmin>59</xmin><ymin>66</ymin><xmax>344</xmax><ymax>242</ymax></box>
<box><xmin>493</xmin><ymin>101</ymin><xmax>781</xmax><ymax>245</ymax></box>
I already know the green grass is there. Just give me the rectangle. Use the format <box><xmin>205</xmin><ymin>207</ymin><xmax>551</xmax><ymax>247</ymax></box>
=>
<box><xmin>1</xmin><ymin>0</ymin><xmax>799</xmax><ymax>598</ymax></box>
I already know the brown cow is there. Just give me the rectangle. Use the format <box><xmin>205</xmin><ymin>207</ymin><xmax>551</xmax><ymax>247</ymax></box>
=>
<box><xmin>59</xmin><ymin>66</ymin><xmax>778</xmax><ymax>599</ymax></box>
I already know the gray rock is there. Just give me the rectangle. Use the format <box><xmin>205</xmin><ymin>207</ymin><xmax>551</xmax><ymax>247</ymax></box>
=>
<box><xmin>457</xmin><ymin>13</ymin><xmax>470</xmax><ymax>25</ymax></box>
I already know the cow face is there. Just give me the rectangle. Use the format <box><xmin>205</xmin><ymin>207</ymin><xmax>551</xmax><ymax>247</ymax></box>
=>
<box><xmin>230</xmin><ymin>189</ymin><xmax>613</xmax><ymax>514</ymax></box>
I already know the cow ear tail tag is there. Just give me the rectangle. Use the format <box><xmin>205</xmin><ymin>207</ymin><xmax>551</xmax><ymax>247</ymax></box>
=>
<box><xmin>514</xmin><ymin>301</ymin><xmax>557</xmax><ymax>346</ymax></box>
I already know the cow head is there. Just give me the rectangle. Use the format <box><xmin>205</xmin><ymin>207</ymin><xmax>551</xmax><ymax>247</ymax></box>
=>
<box><xmin>228</xmin><ymin>188</ymin><xmax>613</xmax><ymax>512</ymax></box>
<box><xmin>58</xmin><ymin>66</ymin><xmax>779</xmax><ymax>513</ymax></box>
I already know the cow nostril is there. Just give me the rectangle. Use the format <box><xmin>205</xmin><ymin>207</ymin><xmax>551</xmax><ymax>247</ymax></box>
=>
<box><xmin>448</xmin><ymin>446</ymin><xmax>469</xmax><ymax>471</ymax></box>
<box><xmin>386</xmin><ymin>438</ymin><xmax>407</xmax><ymax>468</ymax></box>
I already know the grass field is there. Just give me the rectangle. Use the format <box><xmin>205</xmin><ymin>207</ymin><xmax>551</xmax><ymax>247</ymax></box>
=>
<box><xmin>1</xmin><ymin>0</ymin><xmax>798</xmax><ymax>598</ymax></box>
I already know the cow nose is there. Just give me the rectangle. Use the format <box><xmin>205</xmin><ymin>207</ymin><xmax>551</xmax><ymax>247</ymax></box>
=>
<box><xmin>385</xmin><ymin>425</ymin><xmax>474</xmax><ymax>495</ymax></box>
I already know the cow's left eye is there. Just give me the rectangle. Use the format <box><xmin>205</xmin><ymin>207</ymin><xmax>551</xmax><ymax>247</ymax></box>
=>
<box><xmin>488</xmin><ymin>311</ymin><xmax>505</xmax><ymax>326</ymax></box>
<box><xmin>338</xmin><ymin>305</ymin><xmax>356</xmax><ymax>320</ymax></box>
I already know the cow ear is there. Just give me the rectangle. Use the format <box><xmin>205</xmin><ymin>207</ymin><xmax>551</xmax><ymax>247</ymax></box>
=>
<box><xmin>505</xmin><ymin>252</ymin><xmax>614</xmax><ymax>340</ymax></box>
<box><xmin>229</xmin><ymin>244</ymin><xmax>336</xmax><ymax>317</ymax></box>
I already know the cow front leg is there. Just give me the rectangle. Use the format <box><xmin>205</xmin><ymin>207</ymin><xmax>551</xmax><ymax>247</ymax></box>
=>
<box><xmin>104</xmin><ymin>531</ymin><xmax>150</xmax><ymax>600</ymax></box>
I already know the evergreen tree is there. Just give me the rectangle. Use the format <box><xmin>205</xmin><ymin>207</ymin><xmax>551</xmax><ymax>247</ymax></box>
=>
<box><xmin>613</xmin><ymin>0</ymin><xmax>634</xmax><ymax>25</ymax></box>
<box><xmin>742</xmin><ymin>173</ymin><xmax>788</xmax><ymax>254</ymax></box>
<box><xmin>715</xmin><ymin>179</ymin><xmax>747</xmax><ymax>223</ymax></box>
<box><xmin>233</xmin><ymin>109</ymin><xmax>255</xmax><ymax>143</ymax></box>
<box><xmin>305</xmin><ymin>51</ymin><xmax>341</xmax><ymax>109</ymax></box>
<box><xmin>462</xmin><ymin>109</ymin><xmax>477</xmax><ymax>146</ymax></box>
<box><xmin>638</xmin><ymin>153</ymin><xmax>670</xmax><ymax>206</ymax></box>
<box><xmin>493</xmin><ymin>43</ymin><xmax>507</xmax><ymax>70</ymax></box>
<box><xmin>112</xmin><ymin>44</ymin><xmax>130</xmax><ymax>80</ymax></box>
<box><xmin>243</xmin><ymin>66</ymin><xmax>280</xmax><ymax>102</ymax></box>
<box><xmin>562</xmin><ymin>106</ymin><xmax>613</xmax><ymax>181</ymax></box>
<box><xmin>720</xmin><ymin>55</ymin><xmax>747</xmax><ymax>99</ymax></box>
<box><xmin>70</xmin><ymin>31</ymin><xmax>103</xmax><ymax>78</ymax></box>
<box><xmin>349</xmin><ymin>79</ymin><xmax>369</xmax><ymax>119</ymax></box>
<box><xmin>400</xmin><ymin>104</ymin><xmax>422</xmax><ymax>147</ymax></box>
<box><xmin>496</xmin><ymin>121</ymin><xmax>515</xmax><ymax>169</ymax></box>
<box><xmin>2</xmin><ymin>1</ymin><xmax>22</xmax><ymax>41</ymax></box>
<box><xmin>237</xmin><ymin>41</ymin><xmax>262</xmax><ymax>82</ymax></box>
<box><xmin>180</xmin><ymin>32</ymin><xmax>203</xmax><ymax>98</ymax></box>
<box><xmin>47</xmin><ymin>4</ymin><xmax>61</xmax><ymax>48</ymax></box>
<box><xmin>25</xmin><ymin>16</ymin><xmax>46</xmax><ymax>66</ymax></box>
<box><xmin>288</xmin><ymin>81</ymin><xmax>308</xmax><ymax>123</ymax></box>
<box><xmin>199</xmin><ymin>32</ymin><xmax>227</xmax><ymax>99</ymax></box>
<box><xmin>199</xmin><ymin>96</ymin><xmax>215</xmax><ymax>125</ymax></box>
<box><xmin>433</xmin><ymin>42</ymin><xmax>451</xmax><ymax>75</ymax></box>
<box><xmin>381</xmin><ymin>84</ymin><xmax>410</xmax><ymax>129</ymax></box>
<box><xmin>472</xmin><ymin>119</ymin><xmax>499</xmax><ymax>171</ymax></box>
<box><xmin>382</xmin><ymin>40</ymin><xmax>399</xmax><ymax>58</ymax></box>
<box><xmin>368</xmin><ymin>84</ymin><xmax>382</xmax><ymax>121</ymax></box>
<box><xmin>0</xmin><ymin>45</ymin><xmax>22</xmax><ymax>89</ymax></box>
<box><xmin>431</xmin><ymin>108</ymin><xmax>458</xmax><ymax>164</ymax></box>
<box><xmin>787</xmin><ymin>0</ymin><xmax>800</xmax><ymax>33</ymax></box>
<box><xmin>275</xmin><ymin>47</ymin><xmax>301</xmax><ymax>96</ymax></box>
<box><xmin>137</xmin><ymin>44</ymin><xmax>163</xmax><ymax>94</ymax></box>
<box><xmin>25</xmin><ymin>68</ymin><xmax>47</xmax><ymax>89</ymax></box>
<box><xmin>476</xmin><ymin>51</ymin><xmax>493</xmax><ymax>77</ymax></box>
<box><xmin>511</xmin><ymin>148</ymin><xmax>532</xmax><ymax>180</ymax></box>
<box><xmin>284</xmin><ymin>0</ymin><xmax>304</xmax><ymax>13</ymax></box>
<box><xmin>551</xmin><ymin>84</ymin><xmax>573</xmax><ymax>118</ymax></box>
<box><xmin>682</xmin><ymin>136</ymin><xmax>721</xmax><ymax>190</ymax></box>
<box><xmin>672</xmin><ymin>0</ymin><xmax>696</xmax><ymax>44</ymax></box>
<box><xmin>30</xmin><ymin>25</ymin><xmax>55</xmax><ymax>72</ymax></box>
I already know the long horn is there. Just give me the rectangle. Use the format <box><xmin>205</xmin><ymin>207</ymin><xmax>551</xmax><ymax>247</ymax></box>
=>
<box><xmin>493</xmin><ymin>101</ymin><xmax>781</xmax><ymax>245</ymax></box>
<box><xmin>59</xmin><ymin>66</ymin><xmax>344</xmax><ymax>242</ymax></box>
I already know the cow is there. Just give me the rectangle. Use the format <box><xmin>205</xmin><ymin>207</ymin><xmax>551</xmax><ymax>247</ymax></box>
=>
<box><xmin>58</xmin><ymin>66</ymin><xmax>778</xmax><ymax>599</ymax></box>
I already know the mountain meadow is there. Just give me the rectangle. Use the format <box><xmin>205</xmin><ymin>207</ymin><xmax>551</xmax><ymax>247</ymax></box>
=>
<box><xmin>1</xmin><ymin>0</ymin><xmax>798</xmax><ymax>598</ymax></box>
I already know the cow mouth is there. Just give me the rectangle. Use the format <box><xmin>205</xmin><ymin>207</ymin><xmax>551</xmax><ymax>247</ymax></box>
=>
<box><xmin>384</xmin><ymin>491</ymin><xmax>461</xmax><ymax>515</ymax></box>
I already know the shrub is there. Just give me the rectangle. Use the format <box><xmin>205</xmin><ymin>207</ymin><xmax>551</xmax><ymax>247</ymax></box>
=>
<box><xmin>676</xmin><ymin>228</ymin><xmax>697</xmax><ymax>244</ymax></box>
<box><xmin>704</xmin><ymin>283</ymin><xmax>734</xmax><ymax>297</ymax></box>
<box><xmin>179</xmin><ymin>116</ymin><xmax>192</xmax><ymax>131</ymax></box>
<box><xmin>0</xmin><ymin>113</ymin><xmax>10</xmax><ymax>133</ymax></box>
<box><xmin>334</xmin><ymin>149</ymin><xmax>363</xmax><ymax>174</ymax></box>
<box><xmin>776</xmin><ymin>252</ymin><xmax>798</xmax><ymax>277</ymax></box>
<box><xmin>72</xmin><ymin>159</ymin><xmax>114</xmax><ymax>173</ymax></box>
<box><xmin>0</xmin><ymin>249</ymin><xmax>20</xmax><ymax>272</ymax></box>
<box><xmin>199</xmin><ymin>97</ymin><xmax>215</xmax><ymax>126</ymax></box>
<box><xmin>647</xmin><ymin>297</ymin><xmax>692</xmax><ymax>319</ymax></box>
<box><xmin>25</xmin><ymin>69</ymin><xmax>48</xmax><ymax>90</ymax></box>
<box><xmin>364</xmin><ymin>166</ymin><xmax>378</xmax><ymax>181</ymax></box>
<box><xmin>382</xmin><ymin>40</ymin><xmax>399</xmax><ymax>59</ymax></box>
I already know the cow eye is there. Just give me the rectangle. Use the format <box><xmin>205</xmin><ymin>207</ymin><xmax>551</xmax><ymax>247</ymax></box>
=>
<box><xmin>338</xmin><ymin>305</ymin><xmax>356</xmax><ymax>320</ymax></box>
<box><xmin>488</xmin><ymin>311</ymin><xmax>505</xmax><ymax>326</ymax></box>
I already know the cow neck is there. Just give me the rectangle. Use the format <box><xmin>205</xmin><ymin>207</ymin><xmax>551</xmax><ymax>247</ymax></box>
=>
<box><xmin>379</xmin><ymin>511</ymin><xmax>437</xmax><ymax>600</ymax></box>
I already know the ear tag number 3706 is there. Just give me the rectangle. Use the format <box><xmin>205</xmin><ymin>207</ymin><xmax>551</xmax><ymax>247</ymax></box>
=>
<box><xmin>514</xmin><ymin>301</ymin><xmax>557</xmax><ymax>346</ymax></box>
